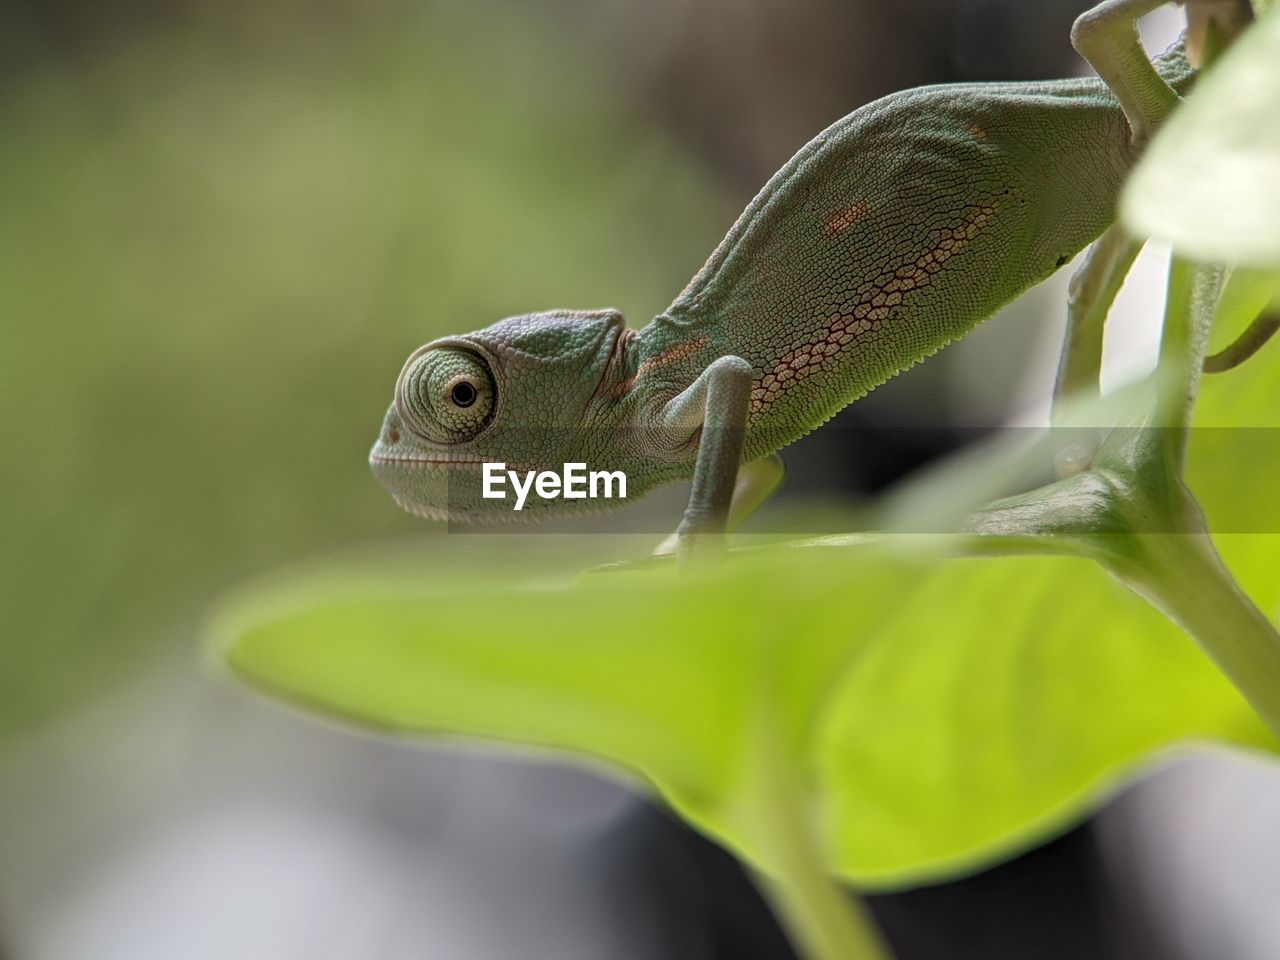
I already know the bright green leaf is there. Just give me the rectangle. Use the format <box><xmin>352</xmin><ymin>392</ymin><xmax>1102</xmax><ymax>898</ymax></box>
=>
<box><xmin>818</xmin><ymin>548</ymin><xmax>1272</xmax><ymax>886</ymax></box>
<box><xmin>217</xmin><ymin>539</ymin><xmax>933</xmax><ymax>877</ymax></box>
<box><xmin>217</xmin><ymin>524</ymin><xmax>1278</xmax><ymax>889</ymax></box>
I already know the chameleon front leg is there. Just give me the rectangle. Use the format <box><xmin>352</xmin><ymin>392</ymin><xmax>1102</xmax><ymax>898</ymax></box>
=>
<box><xmin>653</xmin><ymin>452</ymin><xmax>786</xmax><ymax>556</ymax></box>
<box><xmin>653</xmin><ymin>355</ymin><xmax>754</xmax><ymax>556</ymax></box>
<box><xmin>1071</xmin><ymin>0</ymin><xmax>1182</xmax><ymax>144</ymax></box>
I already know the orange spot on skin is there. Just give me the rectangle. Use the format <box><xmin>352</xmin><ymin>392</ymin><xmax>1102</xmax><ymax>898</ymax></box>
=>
<box><xmin>613</xmin><ymin>334</ymin><xmax>711</xmax><ymax>399</ymax></box>
<box><xmin>969</xmin><ymin>124</ymin><xmax>988</xmax><ymax>143</ymax></box>
<box><xmin>637</xmin><ymin>335</ymin><xmax>711</xmax><ymax>379</ymax></box>
<box><xmin>822</xmin><ymin>201</ymin><xmax>869</xmax><ymax>238</ymax></box>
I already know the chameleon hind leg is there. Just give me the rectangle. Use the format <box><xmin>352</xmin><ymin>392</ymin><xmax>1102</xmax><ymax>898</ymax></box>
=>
<box><xmin>1053</xmin><ymin>224</ymin><xmax>1144</xmax><ymax>414</ymax></box>
<box><xmin>1056</xmin><ymin>0</ymin><xmax>1195</xmax><ymax>410</ymax></box>
<box><xmin>1071</xmin><ymin>0</ymin><xmax>1183</xmax><ymax>143</ymax></box>
<box><xmin>1051</xmin><ymin>0</ymin><xmax>1184</xmax><ymax>464</ymax></box>
<box><xmin>1050</xmin><ymin>228</ymin><xmax>1144</xmax><ymax>476</ymax></box>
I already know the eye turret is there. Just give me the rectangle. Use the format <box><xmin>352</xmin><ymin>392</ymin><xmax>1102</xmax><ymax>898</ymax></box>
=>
<box><xmin>395</xmin><ymin>346</ymin><xmax>496</xmax><ymax>444</ymax></box>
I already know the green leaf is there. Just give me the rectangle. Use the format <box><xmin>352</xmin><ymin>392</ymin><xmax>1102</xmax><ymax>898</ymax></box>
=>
<box><xmin>816</xmin><ymin>547</ymin><xmax>1272</xmax><ymax>885</ymax></box>
<box><xmin>217</xmin><ymin>525</ymin><xmax>1277</xmax><ymax>889</ymax></box>
<box><xmin>217</xmin><ymin>540</ymin><xmax>934</xmax><ymax>875</ymax></box>
<box><xmin>1122</xmin><ymin>5</ymin><xmax>1280</xmax><ymax>267</ymax></box>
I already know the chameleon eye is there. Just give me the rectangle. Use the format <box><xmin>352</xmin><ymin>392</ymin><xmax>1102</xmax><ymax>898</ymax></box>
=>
<box><xmin>449</xmin><ymin>379</ymin><xmax>478</xmax><ymax>408</ymax></box>
<box><xmin>395</xmin><ymin>346</ymin><xmax>495</xmax><ymax>444</ymax></box>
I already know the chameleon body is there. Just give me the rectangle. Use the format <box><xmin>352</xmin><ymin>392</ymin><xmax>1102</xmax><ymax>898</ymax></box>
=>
<box><xmin>645</xmin><ymin>43</ymin><xmax>1192</xmax><ymax>461</ymax></box>
<box><xmin>370</xmin><ymin>20</ymin><xmax>1194</xmax><ymax>538</ymax></box>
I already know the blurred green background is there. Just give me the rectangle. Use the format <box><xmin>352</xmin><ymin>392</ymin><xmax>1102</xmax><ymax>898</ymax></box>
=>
<box><xmin>11</xmin><ymin>4</ymin><xmax>1277</xmax><ymax>960</ymax></box>
<box><xmin>0</xmin><ymin>0</ymin><xmax>740</xmax><ymax>742</ymax></box>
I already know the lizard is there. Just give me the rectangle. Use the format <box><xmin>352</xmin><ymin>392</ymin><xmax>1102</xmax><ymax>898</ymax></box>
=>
<box><xmin>368</xmin><ymin>0</ymin><xmax>1236</xmax><ymax>552</ymax></box>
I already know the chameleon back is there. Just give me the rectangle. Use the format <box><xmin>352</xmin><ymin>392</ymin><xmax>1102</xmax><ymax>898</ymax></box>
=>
<box><xmin>644</xmin><ymin>42</ymin><xmax>1194</xmax><ymax>459</ymax></box>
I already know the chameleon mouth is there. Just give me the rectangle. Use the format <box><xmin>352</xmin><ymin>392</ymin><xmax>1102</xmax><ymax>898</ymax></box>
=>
<box><xmin>368</xmin><ymin>454</ymin><xmax>543</xmax><ymax>472</ymax></box>
<box><xmin>369</xmin><ymin>454</ymin><xmax>490</xmax><ymax>469</ymax></box>
<box><xmin>370</xmin><ymin>453</ymin><xmax>560</xmax><ymax>524</ymax></box>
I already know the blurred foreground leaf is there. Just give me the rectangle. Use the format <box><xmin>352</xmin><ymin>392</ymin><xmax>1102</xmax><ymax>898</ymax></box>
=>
<box><xmin>218</xmin><ymin>527</ymin><xmax>1277</xmax><ymax>890</ymax></box>
<box><xmin>1122</xmin><ymin>4</ymin><xmax>1280</xmax><ymax>267</ymax></box>
<box><xmin>216</xmin><ymin>541</ymin><xmax>925</xmax><ymax>861</ymax></box>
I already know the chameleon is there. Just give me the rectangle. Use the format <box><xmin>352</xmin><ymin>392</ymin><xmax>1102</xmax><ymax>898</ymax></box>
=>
<box><xmin>369</xmin><ymin>0</ymin><xmax>1214</xmax><ymax>551</ymax></box>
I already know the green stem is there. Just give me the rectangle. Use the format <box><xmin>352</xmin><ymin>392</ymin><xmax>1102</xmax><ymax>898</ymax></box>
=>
<box><xmin>1156</xmin><ymin>259</ymin><xmax>1222</xmax><ymax>470</ymax></box>
<box><xmin>743</xmin><ymin>726</ymin><xmax>893</xmax><ymax>960</ymax></box>
<box><xmin>1123</xmin><ymin>257</ymin><xmax>1280</xmax><ymax>731</ymax></box>
<box><xmin>753</xmin><ymin>817</ymin><xmax>890</xmax><ymax>960</ymax></box>
<box><xmin>1109</xmin><ymin>524</ymin><xmax>1280</xmax><ymax>737</ymax></box>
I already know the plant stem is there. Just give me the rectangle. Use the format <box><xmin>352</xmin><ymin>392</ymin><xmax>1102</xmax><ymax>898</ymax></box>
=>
<box><xmin>744</xmin><ymin>726</ymin><xmax>893</xmax><ymax>960</ymax></box>
<box><xmin>754</xmin><ymin>825</ymin><xmax>891</xmax><ymax>960</ymax></box>
<box><xmin>1156</xmin><ymin>259</ymin><xmax>1222</xmax><ymax>470</ymax></box>
<box><xmin>1111</xmin><ymin>526</ymin><xmax>1280</xmax><ymax>737</ymax></box>
<box><xmin>1127</xmin><ymin>257</ymin><xmax>1280</xmax><ymax>732</ymax></box>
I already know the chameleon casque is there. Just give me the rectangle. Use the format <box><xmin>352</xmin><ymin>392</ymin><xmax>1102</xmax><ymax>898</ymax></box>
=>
<box><xmin>370</xmin><ymin>0</ymin><xmax>1199</xmax><ymax>550</ymax></box>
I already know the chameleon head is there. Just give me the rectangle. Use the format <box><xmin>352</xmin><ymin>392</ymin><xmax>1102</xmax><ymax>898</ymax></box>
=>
<box><xmin>370</xmin><ymin>308</ymin><xmax>653</xmax><ymax>522</ymax></box>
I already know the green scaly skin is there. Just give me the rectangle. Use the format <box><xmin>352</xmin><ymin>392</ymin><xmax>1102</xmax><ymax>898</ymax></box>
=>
<box><xmin>370</xmin><ymin>35</ymin><xmax>1194</xmax><ymax>533</ymax></box>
